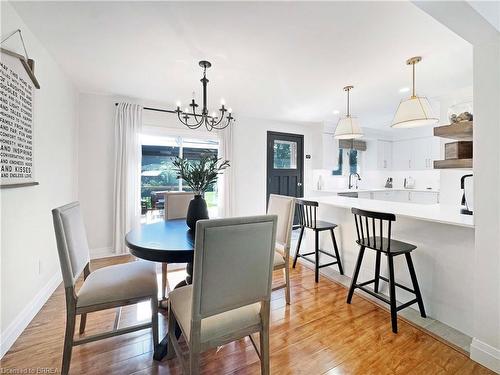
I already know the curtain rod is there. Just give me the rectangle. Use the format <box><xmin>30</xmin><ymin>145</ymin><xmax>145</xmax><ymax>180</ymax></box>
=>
<box><xmin>114</xmin><ymin>103</ymin><xmax>177</xmax><ymax>114</ymax></box>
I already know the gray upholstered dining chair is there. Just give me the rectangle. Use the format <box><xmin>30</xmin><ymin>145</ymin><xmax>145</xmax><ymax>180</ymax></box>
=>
<box><xmin>52</xmin><ymin>202</ymin><xmax>159</xmax><ymax>375</ymax></box>
<box><xmin>267</xmin><ymin>194</ymin><xmax>296</xmax><ymax>304</ymax></box>
<box><xmin>161</xmin><ymin>192</ymin><xmax>195</xmax><ymax>301</ymax></box>
<box><xmin>166</xmin><ymin>215</ymin><xmax>278</xmax><ymax>375</ymax></box>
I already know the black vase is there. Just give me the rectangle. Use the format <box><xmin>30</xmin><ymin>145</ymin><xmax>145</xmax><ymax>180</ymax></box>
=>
<box><xmin>186</xmin><ymin>195</ymin><xmax>209</xmax><ymax>230</ymax></box>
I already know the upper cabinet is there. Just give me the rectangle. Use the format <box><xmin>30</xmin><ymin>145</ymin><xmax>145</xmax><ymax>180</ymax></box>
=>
<box><xmin>377</xmin><ymin>140</ymin><xmax>393</xmax><ymax>170</ymax></box>
<box><xmin>392</xmin><ymin>137</ymin><xmax>440</xmax><ymax>170</ymax></box>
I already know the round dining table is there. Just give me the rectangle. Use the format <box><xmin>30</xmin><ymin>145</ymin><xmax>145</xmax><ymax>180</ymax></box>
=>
<box><xmin>125</xmin><ymin>218</ymin><xmax>194</xmax><ymax>360</ymax></box>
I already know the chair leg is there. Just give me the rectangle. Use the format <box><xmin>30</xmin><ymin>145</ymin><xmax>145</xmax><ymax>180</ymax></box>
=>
<box><xmin>347</xmin><ymin>246</ymin><xmax>365</xmax><ymax>304</ymax></box>
<box><xmin>260</xmin><ymin>301</ymin><xmax>270</xmax><ymax>375</ymax></box>
<box><xmin>151</xmin><ymin>297</ymin><xmax>159</xmax><ymax>349</ymax></box>
<box><xmin>79</xmin><ymin>313</ymin><xmax>87</xmax><ymax>334</ymax></box>
<box><xmin>161</xmin><ymin>263</ymin><xmax>168</xmax><ymax>300</ymax></box>
<box><xmin>405</xmin><ymin>253</ymin><xmax>426</xmax><ymax>318</ymax></box>
<box><xmin>61</xmin><ymin>308</ymin><xmax>76</xmax><ymax>375</ymax></box>
<box><xmin>314</xmin><ymin>230</ymin><xmax>320</xmax><ymax>283</ymax></box>
<box><xmin>166</xmin><ymin>301</ymin><xmax>176</xmax><ymax>360</ymax></box>
<box><xmin>329</xmin><ymin>228</ymin><xmax>344</xmax><ymax>275</ymax></box>
<box><xmin>283</xmin><ymin>265</ymin><xmax>291</xmax><ymax>305</ymax></box>
<box><xmin>387</xmin><ymin>254</ymin><xmax>398</xmax><ymax>333</ymax></box>
<box><xmin>374</xmin><ymin>251</ymin><xmax>381</xmax><ymax>293</ymax></box>
<box><xmin>292</xmin><ymin>226</ymin><xmax>305</xmax><ymax>268</ymax></box>
<box><xmin>189</xmin><ymin>351</ymin><xmax>200</xmax><ymax>375</ymax></box>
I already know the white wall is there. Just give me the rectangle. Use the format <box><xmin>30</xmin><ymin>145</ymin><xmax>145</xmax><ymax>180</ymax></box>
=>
<box><xmin>77</xmin><ymin>92</ymin><xmax>323</xmax><ymax>256</ymax></box>
<box><xmin>232</xmin><ymin>116</ymin><xmax>322</xmax><ymax>216</ymax></box>
<box><xmin>0</xmin><ymin>2</ymin><xmax>79</xmax><ymax>356</ymax></box>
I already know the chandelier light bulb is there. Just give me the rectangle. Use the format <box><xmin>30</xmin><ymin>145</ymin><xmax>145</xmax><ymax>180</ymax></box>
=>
<box><xmin>184</xmin><ymin>107</ymin><xmax>189</xmax><ymax>114</ymax></box>
<box><xmin>228</xmin><ymin>108</ymin><xmax>233</xmax><ymax>113</ymax></box>
<box><xmin>220</xmin><ymin>98</ymin><xmax>226</xmax><ymax>106</ymax></box>
<box><xmin>176</xmin><ymin>101</ymin><xmax>181</xmax><ymax>108</ymax></box>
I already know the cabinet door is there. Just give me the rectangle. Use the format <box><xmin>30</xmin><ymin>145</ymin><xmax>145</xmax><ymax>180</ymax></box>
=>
<box><xmin>372</xmin><ymin>191</ymin><xmax>396</xmax><ymax>201</ymax></box>
<box><xmin>394</xmin><ymin>190</ymin><xmax>411</xmax><ymax>202</ymax></box>
<box><xmin>392</xmin><ymin>140</ymin><xmax>411</xmax><ymax>170</ymax></box>
<box><xmin>358</xmin><ymin>191</ymin><xmax>372</xmax><ymax>199</ymax></box>
<box><xmin>427</xmin><ymin>137</ymin><xmax>441</xmax><ymax>169</ymax></box>
<box><xmin>377</xmin><ymin>140</ymin><xmax>393</xmax><ymax>170</ymax></box>
<box><xmin>412</xmin><ymin>138</ymin><xmax>428</xmax><ymax>170</ymax></box>
<box><xmin>409</xmin><ymin>191</ymin><xmax>439</xmax><ymax>204</ymax></box>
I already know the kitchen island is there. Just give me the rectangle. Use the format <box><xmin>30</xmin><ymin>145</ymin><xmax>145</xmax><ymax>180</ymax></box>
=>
<box><xmin>302</xmin><ymin>195</ymin><xmax>475</xmax><ymax>338</ymax></box>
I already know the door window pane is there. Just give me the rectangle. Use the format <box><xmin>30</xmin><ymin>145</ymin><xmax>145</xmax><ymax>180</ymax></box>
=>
<box><xmin>273</xmin><ymin>140</ymin><xmax>297</xmax><ymax>169</ymax></box>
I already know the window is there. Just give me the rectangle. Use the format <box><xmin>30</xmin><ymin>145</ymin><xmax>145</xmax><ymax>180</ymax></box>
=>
<box><xmin>273</xmin><ymin>140</ymin><xmax>298</xmax><ymax>169</ymax></box>
<box><xmin>332</xmin><ymin>148</ymin><xmax>361</xmax><ymax>176</ymax></box>
<box><xmin>141</xmin><ymin>135</ymin><xmax>219</xmax><ymax>221</ymax></box>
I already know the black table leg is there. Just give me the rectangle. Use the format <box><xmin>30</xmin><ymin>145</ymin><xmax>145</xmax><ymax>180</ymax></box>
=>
<box><xmin>154</xmin><ymin>262</ymin><xmax>193</xmax><ymax>361</ymax></box>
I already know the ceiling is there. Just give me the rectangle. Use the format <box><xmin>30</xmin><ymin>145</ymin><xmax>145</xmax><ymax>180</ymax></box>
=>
<box><xmin>10</xmin><ymin>1</ymin><xmax>472</xmax><ymax>129</ymax></box>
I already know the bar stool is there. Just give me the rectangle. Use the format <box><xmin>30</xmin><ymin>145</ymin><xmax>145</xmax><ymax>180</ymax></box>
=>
<box><xmin>292</xmin><ymin>199</ymin><xmax>344</xmax><ymax>282</ymax></box>
<box><xmin>347</xmin><ymin>208</ymin><xmax>426</xmax><ymax>333</ymax></box>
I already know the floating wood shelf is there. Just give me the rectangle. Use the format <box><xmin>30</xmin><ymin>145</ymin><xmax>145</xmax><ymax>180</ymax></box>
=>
<box><xmin>433</xmin><ymin>159</ymin><xmax>472</xmax><ymax>169</ymax></box>
<box><xmin>433</xmin><ymin>121</ymin><xmax>473</xmax><ymax>141</ymax></box>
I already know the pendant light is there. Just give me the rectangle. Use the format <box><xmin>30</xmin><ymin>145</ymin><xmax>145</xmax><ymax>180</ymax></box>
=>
<box><xmin>334</xmin><ymin>85</ymin><xmax>364</xmax><ymax>139</ymax></box>
<box><xmin>391</xmin><ymin>56</ymin><xmax>438</xmax><ymax>128</ymax></box>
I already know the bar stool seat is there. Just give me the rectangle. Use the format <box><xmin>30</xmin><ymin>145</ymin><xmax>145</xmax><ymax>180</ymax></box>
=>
<box><xmin>357</xmin><ymin>237</ymin><xmax>417</xmax><ymax>254</ymax></box>
<box><xmin>312</xmin><ymin>220</ymin><xmax>338</xmax><ymax>231</ymax></box>
<box><xmin>292</xmin><ymin>199</ymin><xmax>344</xmax><ymax>283</ymax></box>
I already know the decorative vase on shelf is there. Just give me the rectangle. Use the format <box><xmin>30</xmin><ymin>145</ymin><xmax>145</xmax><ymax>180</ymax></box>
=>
<box><xmin>186</xmin><ymin>194</ymin><xmax>209</xmax><ymax>230</ymax></box>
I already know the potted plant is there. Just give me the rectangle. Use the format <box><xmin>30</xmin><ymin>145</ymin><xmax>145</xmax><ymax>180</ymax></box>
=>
<box><xmin>172</xmin><ymin>154</ymin><xmax>230</xmax><ymax>230</ymax></box>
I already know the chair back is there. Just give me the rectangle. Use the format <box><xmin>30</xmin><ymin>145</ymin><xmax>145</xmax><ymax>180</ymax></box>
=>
<box><xmin>191</xmin><ymin>216</ymin><xmax>277</xmax><ymax>320</ymax></box>
<box><xmin>296</xmin><ymin>199</ymin><xmax>318</xmax><ymax>229</ymax></box>
<box><xmin>267</xmin><ymin>194</ymin><xmax>295</xmax><ymax>252</ymax></box>
<box><xmin>351</xmin><ymin>207</ymin><xmax>396</xmax><ymax>252</ymax></box>
<box><xmin>165</xmin><ymin>192</ymin><xmax>194</xmax><ymax>220</ymax></box>
<box><xmin>52</xmin><ymin>202</ymin><xmax>90</xmax><ymax>288</ymax></box>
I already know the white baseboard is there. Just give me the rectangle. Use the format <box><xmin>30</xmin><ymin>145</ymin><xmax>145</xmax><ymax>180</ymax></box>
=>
<box><xmin>90</xmin><ymin>246</ymin><xmax>114</xmax><ymax>259</ymax></box>
<box><xmin>0</xmin><ymin>271</ymin><xmax>62</xmax><ymax>359</ymax></box>
<box><xmin>470</xmin><ymin>338</ymin><xmax>500</xmax><ymax>373</ymax></box>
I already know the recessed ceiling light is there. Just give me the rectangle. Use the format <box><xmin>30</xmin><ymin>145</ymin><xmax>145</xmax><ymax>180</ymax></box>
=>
<box><xmin>333</xmin><ymin>110</ymin><xmax>340</xmax><ymax>115</ymax></box>
<box><xmin>399</xmin><ymin>87</ymin><xmax>410</xmax><ymax>93</ymax></box>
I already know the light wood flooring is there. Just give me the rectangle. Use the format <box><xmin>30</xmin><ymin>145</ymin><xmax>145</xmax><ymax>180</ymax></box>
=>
<box><xmin>0</xmin><ymin>255</ymin><xmax>494</xmax><ymax>374</ymax></box>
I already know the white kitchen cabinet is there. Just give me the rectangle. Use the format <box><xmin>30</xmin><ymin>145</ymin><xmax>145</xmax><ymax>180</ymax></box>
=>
<box><xmin>392</xmin><ymin>140</ymin><xmax>411</xmax><ymax>170</ymax></box>
<box><xmin>371</xmin><ymin>190</ymin><xmax>439</xmax><ymax>204</ymax></box>
<box><xmin>409</xmin><ymin>191</ymin><xmax>439</xmax><ymax>204</ymax></box>
<box><xmin>358</xmin><ymin>191</ymin><xmax>372</xmax><ymax>199</ymax></box>
<box><xmin>392</xmin><ymin>137</ymin><xmax>441</xmax><ymax>170</ymax></box>
<box><xmin>377</xmin><ymin>140</ymin><xmax>393</xmax><ymax>170</ymax></box>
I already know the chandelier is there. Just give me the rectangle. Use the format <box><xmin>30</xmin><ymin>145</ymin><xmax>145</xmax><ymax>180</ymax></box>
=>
<box><xmin>175</xmin><ymin>60</ymin><xmax>234</xmax><ymax>131</ymax></box>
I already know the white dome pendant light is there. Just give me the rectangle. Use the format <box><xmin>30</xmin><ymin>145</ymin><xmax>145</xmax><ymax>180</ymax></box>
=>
<box><xmin>334</xmin><ymin>85</ymin><xmax>364</xmax><ymax>139</ymax></box>
<box><xmin>391</xmin><ymin>56</ymin><xmax>438</xmax><ymax>128</ymax></box>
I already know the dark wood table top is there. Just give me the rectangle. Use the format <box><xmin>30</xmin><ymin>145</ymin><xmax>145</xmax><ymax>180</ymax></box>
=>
<box><xmin>125</xmin><ymin>219</ymin><xmax>194</xmax><ymax>264</ymax></box>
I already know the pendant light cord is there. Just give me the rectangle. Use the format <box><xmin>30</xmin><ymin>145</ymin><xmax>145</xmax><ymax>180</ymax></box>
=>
<box><xmin>412</xmin><ymin>62</ymin><xmax>416</xmax><ymax>98</ymax></box>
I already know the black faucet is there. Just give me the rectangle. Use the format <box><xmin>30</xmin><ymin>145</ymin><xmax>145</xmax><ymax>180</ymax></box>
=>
<box><xmin>349</xmin><ymin>173</ymin><xmax>361</xmax><ymax>189</ymax></box>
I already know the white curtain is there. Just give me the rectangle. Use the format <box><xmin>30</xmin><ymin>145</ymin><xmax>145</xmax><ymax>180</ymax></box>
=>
<box><xmin>217</xmin><ymin>125</ymin><xmax>234</xmax><ymax>217</ymax></box>
<box><xmin>112</xmin><ymin>103</ymin><xmax>143</xmax><ymax>254</ymax></box>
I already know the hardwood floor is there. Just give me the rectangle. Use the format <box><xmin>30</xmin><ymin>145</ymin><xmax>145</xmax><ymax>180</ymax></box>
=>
<box><xmin>1</xmin><ymin>255</ymin><xmax>493</xmax><ymax>374</ymax></box>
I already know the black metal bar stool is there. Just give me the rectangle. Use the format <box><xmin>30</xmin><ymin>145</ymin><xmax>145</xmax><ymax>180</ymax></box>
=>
<box><xmin>292</xmin><ymin>199</ymin><xmax>344</xmax><ymax>282</ymax></box>
<box><xmin>346</xmin><ymin>207</ymin><xmax>426</xmax><ymax>333</ymax></box>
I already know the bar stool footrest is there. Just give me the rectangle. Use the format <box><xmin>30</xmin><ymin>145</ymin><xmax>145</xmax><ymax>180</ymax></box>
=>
<box><xmin>378</xmin><ymin>276</ymin><xmax>415</xmax><ymax>294</ymax></box>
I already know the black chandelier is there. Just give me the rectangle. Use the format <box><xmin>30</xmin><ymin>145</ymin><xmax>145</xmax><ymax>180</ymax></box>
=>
<box><xmin>175</xmin><ymin>60</ymin><xmax>234</xmax><ymax>131</ymax></box>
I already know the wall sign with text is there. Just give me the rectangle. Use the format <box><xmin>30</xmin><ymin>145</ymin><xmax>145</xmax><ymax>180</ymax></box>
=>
<box><xmin>0</xmin><ymin>51</ymin><xmax>38</xmax><ymax>188</ymax></box>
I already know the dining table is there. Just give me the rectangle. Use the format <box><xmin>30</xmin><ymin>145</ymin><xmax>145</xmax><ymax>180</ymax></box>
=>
<box><xmin>125</xmin><ymin>218</ymin><xmax>194</xmax><ymax>360</ymax></box>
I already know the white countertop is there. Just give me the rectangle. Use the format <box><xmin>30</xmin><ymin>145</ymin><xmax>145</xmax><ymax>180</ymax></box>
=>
<box><xmin>308</xmin><ymin>195</ymin><xmax>474</xmax><ymax>228</ymax></box>
<box><xmin>312</xmin><ymin>188</ymin><xmax>440</xmax><ymax>194</ymax></box>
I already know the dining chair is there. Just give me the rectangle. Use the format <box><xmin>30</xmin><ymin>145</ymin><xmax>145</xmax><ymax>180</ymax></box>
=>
<box><xmin>52</xmin><ymin>202</ymin><xmax>159</xmax><ymax>375</ymax></box>
<box><xmin>267</xmin><ymin>194</ymin><xmax>296</xmax><ymax>304</ymax></box>
<box><xmin>162</xmin><ymin>191</ymin><xmax>195</xmax><ymax>301</ymax></box>
<box><xmin>166</xmin><ymin>215</ymin><xmax>278</xmax><ymax>375</ymax></box>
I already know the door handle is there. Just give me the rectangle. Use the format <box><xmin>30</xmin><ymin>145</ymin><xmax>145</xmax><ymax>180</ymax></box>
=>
<box><xmin>297</xmin><ymin>182</ymin><xmax>303</xmax><ymax>187</ymax></box>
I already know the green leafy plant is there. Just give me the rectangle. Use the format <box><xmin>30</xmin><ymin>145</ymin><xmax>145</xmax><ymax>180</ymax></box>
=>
<box><xmin>172</xmin><ymin>155</ymin><xmax>230</xmax><ymax>196</ymax></box>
